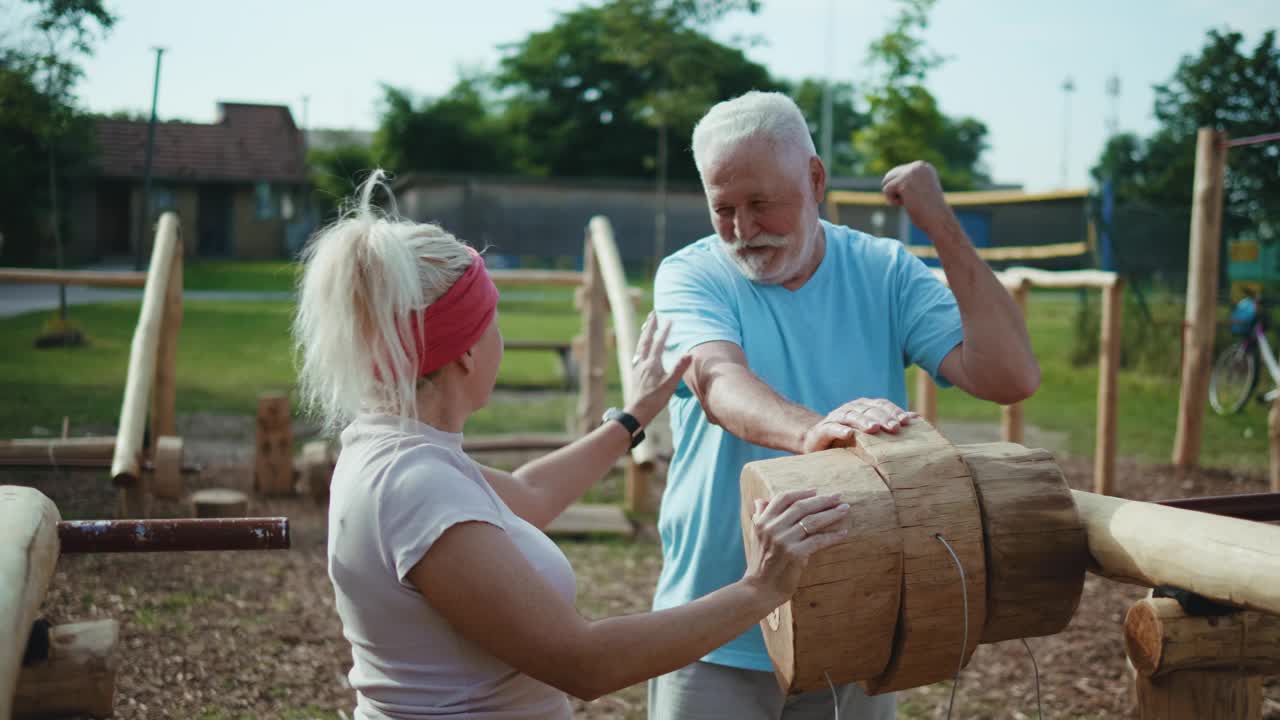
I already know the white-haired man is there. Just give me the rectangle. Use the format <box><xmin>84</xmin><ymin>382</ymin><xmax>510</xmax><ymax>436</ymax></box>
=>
<box><xmin>648</xmin><ymin>91</ymin><xmax>1040</xmax><ymax>718</ymax></box>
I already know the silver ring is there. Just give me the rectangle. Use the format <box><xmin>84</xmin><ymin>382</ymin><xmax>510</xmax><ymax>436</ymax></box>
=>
<box><xmin>631</xmin><ymin>354</ymin><xmax>642</xmax><ymax>365</ymax></box>
<box><xmin>799</xmin><ymin>519</ymin><xmax>812</xmax><ymax>536</ymax></box>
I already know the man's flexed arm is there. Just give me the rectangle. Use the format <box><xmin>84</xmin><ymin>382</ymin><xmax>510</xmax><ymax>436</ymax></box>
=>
<box><xmin>685</xmin><ymin>341</ymin><xmax>915</xmax><ymax>454</ymax></box>
<box><xmin>883</xmin><ymin>162</ymin><xmax>1040</xmax><ymax>404</ymax></box>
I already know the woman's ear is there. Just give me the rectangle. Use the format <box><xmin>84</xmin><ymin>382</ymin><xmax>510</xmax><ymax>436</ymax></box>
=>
<box><xmin>457</xmin><ymin>348</ymin><xmax>476</xmax><ymax>374</ymax></box>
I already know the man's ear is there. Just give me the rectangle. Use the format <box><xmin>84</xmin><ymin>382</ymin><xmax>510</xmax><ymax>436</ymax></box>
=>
<box><xmin>809</xmin><ymin>156</ymin><xmax>827</xmax><ymax>204</ymax></box>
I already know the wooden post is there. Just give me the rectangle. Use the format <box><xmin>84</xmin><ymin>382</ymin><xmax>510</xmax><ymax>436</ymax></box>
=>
<box><xmin>1095</xmin><ymin>278</ymin><xmax>1124</xmax><ymax>495</ymax></box>
<box><xmin>1173</xmin><ymin>128</ymin><xmax>1229</xmax><ymax>468</ymax></box>
<box><xmin>576</xmin><ymin>230</ymin><xmax>607</xmax><ymax>437</ymax></box>
<box><xmin>13</xmin><ymin>620</ymin><xmax>119</xmax><ymax>720</ymax></box>
<box><xmin>254</xmin><ymin>392</ymin><xmax>294</xmax><ymax>496</ymax></box>
<box><xmin>1125</xmin><ymin>597</ymin><xmax>1271</xmax><ymax>719</ymax></box>
<box><xmin>1270</xmin><ymin>396</ymin><xmax>1280</xmax><ymax>493</ymax></box>
<box><xmin>112</xmin><ymin>212</ymin><xmax>181</xmax><ymax>517</ymax></box>
<box><xmin>298</xmin><ymin>440</ymin><xmax>335</xmax><ymax>504</ymax></box>
<box><xmin>1072</xmin><ymin>489</ymin><xmax>1280</xmax><ymax>616</ymax></box>
<box><xmin>150</xmin><ymin>232</ymin><xmax>183</xmax><ymax>441</ymax></box>
<box><xmin>150</xmin><ymin>435</ymin><xmax>184</xmax><ymax>500</ymax></box>
<box><xmin>1001</xmin><ymin>281</ymin><xmax>1030</xmax><ymax>443</ymax></box>
<box><xmin>914</xmin><ymin>368</ymin><xmax>937</xmax><ymax>425</ymax></box>
<box><xmin>0</xmin><ymin>486</ymin><xmax>62</xmax><ymax>720</ymax></box>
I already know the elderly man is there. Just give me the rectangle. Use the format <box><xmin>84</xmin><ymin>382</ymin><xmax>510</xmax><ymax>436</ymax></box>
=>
<box><xmin>648</xmin><ymin>91</ymin><xmax>1040</xmax><ymax>718</ymax></box>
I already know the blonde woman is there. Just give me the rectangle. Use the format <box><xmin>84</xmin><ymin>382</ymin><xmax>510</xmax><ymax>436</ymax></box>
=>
<box><xmin>293</xmin><ymin>172</ymin><xmax>850</xmax><ymax>720</ymax></box>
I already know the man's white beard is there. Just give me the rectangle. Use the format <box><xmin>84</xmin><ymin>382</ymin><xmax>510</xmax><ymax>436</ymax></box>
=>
<box><xmin>724</xmin><ymin>233</ymin><xmax>789</xmax><ymax>281</ymax></box>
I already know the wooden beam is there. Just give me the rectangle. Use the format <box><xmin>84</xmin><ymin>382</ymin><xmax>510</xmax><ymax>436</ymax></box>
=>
<box><xmin>576</xmin><ymin>229</ymin><xmax>608</xmax><ymax>438</ymax></box>
<box><xmin>0</xmin><ymin>437</ymin><xmax>115</xmax><ymax>464</ymax></box>
<box><xmin>150</xmin><ymin>238</ymin><xmax>183</xmax><ymax>441</ymax></box>
<box><xmin>1001</xmin><ymin>267</ymin><xmax>1120</xmax><ymax>290</ymax></box>
<box><xmin>1125</xmin><ymin>597</ymin><xmax>1280</xmax><ymax>678</ymax></box>
<box><xmin>112</xmin><ymin>212</ymin><xmax>182</xmax><ymax>516</ymax></box>
<box><xmin>0</xmin><ymin>486</ymin><xmax>61</xmax><ymax>720</ymax></box>
<box><xmin>1173</xmin><ymin>128</ymin><xmax>1229</xmax><ymax>468</ymax></box>
<box><xmin>488</xmin><ymin>269</ymin><xmax>583</xmax><ymax>287</ymax></box>
<box><xmin>1095</xmin><ymin>278</ymin><xmax>1124</xmax><ymax>495</ymax></box>
<box><xmin>1072</xmin><ymin>489</ymin><xmax>1280</xmax><ymax>615</ymax></box>
<box><xmin>1001</xmin><ymin>281</ymin><xmax>1030</xmax><ymax>444</ymax></box>
<box><xmin>0</xmin><ymin>267</ymin><xmax>147</xmax><ymax>288</ymax></box>
<box><xmin>13</xmin><ymin>620</ymin><xmax>118</xmax><ymax>720</ymax></box>
<box><xmin>587</xmin><ymin>216</ymin><xmax>658</xmax><ymax>467</ymax></box>
<box><xmin>828</xmin><ymin>187</ymin><xmax>1089</xmax><ymax>208</ymax></box>
<box><xmin>150</xmin><ymin>436</ymin><xmax>184</xmax><ymax>500</ymax></box>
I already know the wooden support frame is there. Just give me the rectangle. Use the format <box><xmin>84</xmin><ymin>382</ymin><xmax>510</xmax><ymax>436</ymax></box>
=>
<box><xmin>0</xmin><ymin>268</ymin><xmax>147</xmax><ymax>288</ymax></box>
<box><xmin>13</xmin><ymin>620</ymin><xmax>119</xmax><ymax>720</ymax></box>
<box><xmin>927</xmin><ymin>267</ymin><xmax>1123</xmax><ymax>494</ymax></box>
<box><xmin>1173</xmin><ymin>128</ymin><xmax>1230</xmax><ymax>469</ymax></box>
<box><xmin>111</xmin><ymin>212</ymin><xmax>182</xmax><ymax>517</ymax></box>
<box><xmin>1125</xmin><ymin>597</ymin><xmax>1270</xmax><ymax>719</ymax></box>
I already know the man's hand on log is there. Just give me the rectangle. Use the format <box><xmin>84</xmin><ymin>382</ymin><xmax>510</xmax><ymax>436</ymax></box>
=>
<box><xmin>800</xmin><ymin>398</ymin><xmax>917</xmax><ymax>454</ymax></box>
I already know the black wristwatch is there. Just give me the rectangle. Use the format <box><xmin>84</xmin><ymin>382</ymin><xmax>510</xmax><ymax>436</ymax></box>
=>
<box><xmin>602</xmin><ymin>408</ymin><xmax>645</xmax><ymax>449</ymax></box>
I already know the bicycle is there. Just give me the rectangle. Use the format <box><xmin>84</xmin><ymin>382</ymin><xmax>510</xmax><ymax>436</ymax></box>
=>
<box><xmin>1209</xmin><ymin>294</ymin><xmax>1280</xmax><ymax>414</ymax></box>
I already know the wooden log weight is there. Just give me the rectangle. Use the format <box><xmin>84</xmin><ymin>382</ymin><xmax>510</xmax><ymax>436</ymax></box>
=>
<box><xmin>13</xmin><ymin>620</ymin><xmax>118</xmax><ymax>719</ymax></box>
<box><xmin>958</xmin><ymin>443</ymin><xmax>1088</xmax><ymax>643</ymax></box>
<box><xmin>740</xmin><ymin>450</ymin><xmax>903</xmax><ymax>693</ymax></box>
<box><xmin>850</xmin><ymin>421</ymin><xmax>987</xmax><ymax>695</ymax></box>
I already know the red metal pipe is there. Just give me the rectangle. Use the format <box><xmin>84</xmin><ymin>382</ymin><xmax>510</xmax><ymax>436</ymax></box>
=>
<box><xmin>1153</xmin><ymin>492</ymin><xmax>1280</xmax><ymax>522</ymax></box>
<box><xmin>58</xmin><ymin>517</ymin><xmax>290</xmax><ymax>553</ymax></box>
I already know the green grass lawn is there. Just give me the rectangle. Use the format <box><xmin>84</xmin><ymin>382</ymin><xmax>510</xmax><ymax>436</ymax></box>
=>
<box><xmin>182</xmin><ymin>260</ymin><xmax>299</xmax><ymax>293</ymax></box>
<box><xmin>1</xmin><ymin>283</ymin><xmax>1272</xmax><ymax>470</ymax></box>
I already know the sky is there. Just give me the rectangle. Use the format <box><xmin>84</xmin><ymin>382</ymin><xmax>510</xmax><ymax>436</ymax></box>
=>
<box><xmin>25</xmin><ymin>0</ymin><xmax>1280</xmax><ymax>191</ymax></box>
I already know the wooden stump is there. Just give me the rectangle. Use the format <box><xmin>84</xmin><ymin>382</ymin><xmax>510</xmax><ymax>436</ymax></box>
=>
<box><xmin>13</xmin><ymin>620</ymin><xmax>118</xmax><ymax>720</ymax></box>
<box><xmin>297</xmin><ymin>441</ymin><xmax>334</xmax><ymax>504</ymax></box>
<box><xmin>741</xmin><ymin>450</ymin><xmax>902</xmax><ymax>693</ymax></box>
<box><xmin>853</xmin><ymin>421</ymin><xmax>987</xmax><ymax>695</ymax></box>
<box><xmin>151</xmin><ymin>435</ymin><xmax>185</xmax><ymax>501</ymax></box>
<box><xmin>958</xmin><ymin>443</ymin><xmax>1088</xmax><ymax>643</ymax></box>
<box><xmin>191</xmin><ymin>488</ymin><xmax>249</xmax><ymax>518</ymax></box>
<box><xmin>254</xmin><ymin>392</ymin><xmax>294</xmax><ymax>496</ymax></box>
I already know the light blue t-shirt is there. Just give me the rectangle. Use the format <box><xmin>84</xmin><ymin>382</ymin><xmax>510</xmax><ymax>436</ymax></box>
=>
<box><xmin>651</xmin><ymin>220</ymin><xmax>965</xmax><ymax>670</ymax></box>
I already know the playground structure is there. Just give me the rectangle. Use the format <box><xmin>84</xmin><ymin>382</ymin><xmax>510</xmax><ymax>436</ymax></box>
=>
<box><xmin>0</xmin><ymin>213</ymin><xmax>187</xmax><ymax>517</ymax></box>
<box><xmin>741</xmin><ymin>420</ymin><xmax>1280</xmax><ymax>717</ymax></box>
<box><xmin>3</xmin><ymin>124</ymin><xmax>1279</xmax><ymax>716</ymax></box>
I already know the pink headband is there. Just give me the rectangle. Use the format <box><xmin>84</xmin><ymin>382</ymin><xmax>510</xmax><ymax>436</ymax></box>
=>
<box><xmin>405</xmin><ymin>247</ymin><xmax>499</xmax><ymax>377</ymax></box>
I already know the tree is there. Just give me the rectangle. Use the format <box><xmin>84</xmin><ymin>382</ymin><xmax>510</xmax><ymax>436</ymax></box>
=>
<box><xmin>308</xmin><ymin>143</ymin><xmax>375</xmax><ymax>222</ymax></box>
<box><xmin>494</xmin><ymin>0</ymin><xmax>776</xmax><ymax>181</ymax></box>
<box><xmin>1091</xmin><ymin>30</ymin><xmax>1280</xmax><ymax>239</ymax></box>
<box><xmin>0</xmin><ymin>0</ymin><xmax>114</xmax><ymax>268</ymax></box>
<box><xmin>852</xmin><ymin>0</ymin><xmax>990</xmax><ymax>189</ymax></box>
<box><xmin>372</xmin><ymin>75</ymin><xmax>517</xmax><ymax>176</ymax></box>
<box><xmin>786</xmin><ymin>78</ymin><xmax>866</xmax><ymax>177</ymax></box>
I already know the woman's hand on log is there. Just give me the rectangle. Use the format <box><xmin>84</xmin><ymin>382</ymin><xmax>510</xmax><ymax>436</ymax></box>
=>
<box><xmin>800</xmin><ymin>398</ymin><xmax>918</xmax><ymax>453</ymax></box>
<box><xmin>744</xmin><ymin>490</ymin><xmax>850</xmax><ymax>604</ymax></box>
<box><xmin>625</xmin><ymin>312</ymin><xmax>691</xmax><ymax>427</ymax></box>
